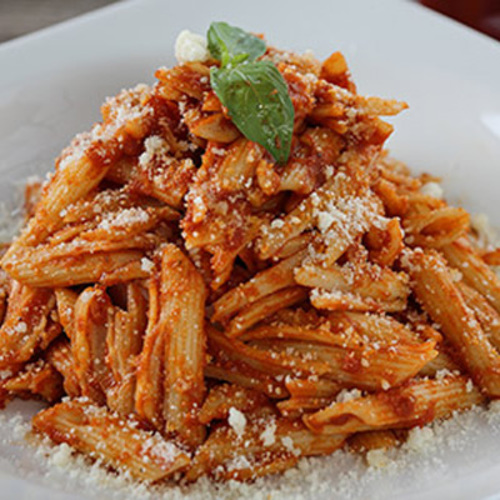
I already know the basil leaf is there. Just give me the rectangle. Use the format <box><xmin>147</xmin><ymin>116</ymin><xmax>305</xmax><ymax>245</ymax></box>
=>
<box><xmin>207</xmin><ymin>22</ymin><xmax>266</xmax><ymax>66</ymax></box>
<box><xmin>211</xmin><ymin>61</ymin><xmax>294</xmax><ymax>164</ymax></box>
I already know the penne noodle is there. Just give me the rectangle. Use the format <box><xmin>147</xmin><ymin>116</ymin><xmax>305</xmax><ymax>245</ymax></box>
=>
<box><xmin>135</xmin><ymin>271</ymin><xmax>165</xmax><ymax>430</ymax></box>
<box><xmin>442</xmin><ymin>238</ymin><xmax>500</xmax><ymax>314</ymax></box>
<box><xmin>2</xmin><ymin>359</ymin><xmax>63</xmax><ymax>403</ymax></box>
<box><xmin>401</xmin><ymin>248</ymin><xmax>500</xmax><ymax>397</ymax></box>
<box><xmin>33</xmin><ymin>399</ymin><xmax>190</xmax><ymax>482</ymax></box>
<box><xmin>250</xmin><ymin>338</ymin><xmax>437</xmax><ymax>391</ymax></box>
<box><xmin>226</xmin><ymin>287</ymin><xmax>308</xmax><ymax>335</ymax></box>
<box><xmin>204</xmin><ymin>362</ymin><xmax>288</xmax><ymax>399</ymax></box>
<box><xmin>372</xmin><ymin>178</ymin><xmax>409</xmax><ymax>217</ymax></box>
<box><xmin>185</xmin><ymin>416</ymin><xmax>345</xmax><ymax>481</ymax></box>
<box><xmin>46</xmin><ymin>339</ymin><xmax>81</xmax><ymax>398</ymax></box>
<box><xmin>310</xmin><ymin>289</ymin><xmax>407</xmax><ymax>313</ymax></box>
<box><xmin>160</xmin><ymin>244</ymin><xmax>207</xmax><ymax>448</ymax></box>
<box><xmin>459</xmin><ymin>281</ymin><xmax>500</xmax><ymax>351</ymax></box>
<box><xmin>295</xmin><ymin>262</ymin><xmax>410</xmax><ymax>307</ymax></box>
<box><xmin>256</xmin><ymin>170</ymin><xmax>357</xmax><ymax>260</ymax></box>
<box><xmin>72</xmin><ymin>287</ymin><xmax>113</xmax><ymax>405</ymax></box>
<box><xmin>212</xmin><ymin>250</ymin><xmax>307</xmax><ymax>324</ymax></box>
<box><xmin>403</xmin><ymin>206</ymin><xmax>469</xmax><ymax>248</ymax></box>
<box><xmin>417</xmin><ymin>349</ymin><xmax>461</xmax><ymax>378</ymax></box>
<box><xmin>208</xmin><ymin>326</ymin><xmax>331</xmax><ymax>378</ymax></box>
<box><xmin>199</xmin><ymin>384</ymin><xmax>270</xmax><ymax>424</ymax></box>
<box><xmin>285</xmin><ymin>377</ymin><xmax>341</xmax><ymax>399</ymax></box>
<box><xmin>364</xmin><ymin>218</ymin><xmax>404</xmax><ymax>266</ymax></box>
<box><xmin>54</xmin><ymin>288</ymin><xmax>78</xmax><ymax>340</ymax></box>
<box><xmin>4</xmin><ymin>249</ymin><xmax>149</xmax><ymax>288</ymax></box>
<box><xmin>326</xmin><ymin>311</ymin><xmax>420</xmax><ymax>345</ymax></box>
<box><xmin>304</xmin><ymin>376</ymin><xmax>483</xmax><ymax>434</ymax></box>
<box><xmin>0</xmin><ymin>282</ymin><xmax>59</xmax><ymax>370</ymax></box>
<box><xmin>271</xmin><ymin>233</ymin><xmax>314</xmax><ymax>260</ymax></box>
<box><xmin>106</xmin><ymin>282</ymin><xmax>146</xmax><ymax>415</ymax></box>
<box><xmin>277</xmin><ymin>395</ymin><xmax>337</xmax><ymax>418</ymax></box>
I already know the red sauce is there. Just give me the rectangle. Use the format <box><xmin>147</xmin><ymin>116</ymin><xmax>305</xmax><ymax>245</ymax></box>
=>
<box><xmin>378</xmin><ymin>389</ymin><xmax>417</xmax><ymax>419</ymax></box>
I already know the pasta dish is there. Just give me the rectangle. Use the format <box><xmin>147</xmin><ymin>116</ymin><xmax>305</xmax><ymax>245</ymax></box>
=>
<box><xmin>0</xmin><ymin>23</ymin><xmax>498</xmax><ymax>485</ymax></box>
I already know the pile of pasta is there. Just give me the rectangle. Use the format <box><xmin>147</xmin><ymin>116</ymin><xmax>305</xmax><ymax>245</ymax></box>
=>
<box><xmin>1</xmin><ymin>40</ymin><xmax>500</xmax><ymax>484</ymax></box>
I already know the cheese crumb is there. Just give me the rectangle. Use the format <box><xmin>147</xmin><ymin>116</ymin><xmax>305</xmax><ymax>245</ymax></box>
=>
<box><xmin>336</xmin><ymin>388</ymin><xmax>362</xmax><ymax>403</ymax></box>
<box><xmin>405</xmin><ymin>426</ymin><xmax>434</xmax><ymax>453</ymax></box>
<box><xmin>366</xmin><ymin>449</ymin><xmax>391</xmax><ymax>468</ymax></box>
<box><xmin>435</xmin><ymin>369</ymin><xmax>453</xmax><ymax>381</ymax></box>
<box><xmin>420</xmin><ymin>181</ymin><xmax>444</xmax><ymax>200</ymax></box>
<box><xmin>175</xmin><ymin>30</ymin><xmax>210</xmax><ymax>64</ymax></box>
<box><xmin>228</xmin><ymin>407</ymin><xmax>247</xmax><ymax>438</ymax></box>
<box><xmin>281</xmin><ymin>436</ymin><xmax>301</xmax><ymax>457</ymax></box>
<box><xmin>381</xmin><ymin>379</ymin><xmax>391</xmax><ymax>391</ymax></box>
<box><xmin>140</xmin><ymin>257</ymin><xmax>154</xmax><ymax>273</ymax></box>
<box><xmin>14</xmin><ymin>322</ymin><xmax>27</xmax><ymax>334</ymax></box>
<box><xmin>471</xmin><ymin>213</ymin><xmax>499</xmax><ymax>248</ymax></box>
<box><xmin>489</xmin><ymin>400</ymin><xmax>500</xmax><ymax>413</ymax></box>
<box><xmin>48</xmin><ymin>443</ymin><xmax>74</xmax><ymax>467</ymax></box>
<box><xmin>260</xmin><ymin>420</ymin><xmax>277</xmax><ymax>446</ymax></box>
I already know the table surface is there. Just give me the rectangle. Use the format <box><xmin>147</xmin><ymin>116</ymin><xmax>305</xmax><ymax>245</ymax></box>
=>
<box><xmin>0</xmin><ymin>0</ymin><xmax>120</xmax><ymax>43</ymax></box>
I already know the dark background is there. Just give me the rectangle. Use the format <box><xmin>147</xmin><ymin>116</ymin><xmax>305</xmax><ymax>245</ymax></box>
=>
<box><xmin>0</xmin><ymin>0</ymin><xmax>119</xmax><ymax>43</ymax></box>
<box><xmin>0</xmin><ymin>0</ymin><xmax>499</xmax><ymax>44</ymax></box>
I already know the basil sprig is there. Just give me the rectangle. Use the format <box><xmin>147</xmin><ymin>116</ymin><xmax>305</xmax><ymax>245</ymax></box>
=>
<box><xmin>207</xmin><ymin>22</ymin><xmax>294</xmax><ymax>165</ymax></box>
<box><xmin>207</xmin><ymin>22</ymin><xmax>266</xmax><ymax>66</ymax></box>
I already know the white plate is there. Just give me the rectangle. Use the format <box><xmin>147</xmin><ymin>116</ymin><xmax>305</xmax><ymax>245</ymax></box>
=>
<box><xmin>1</xmin><ymin>0</ymin><xmax>500</xmax><ymax>499</ymax></box>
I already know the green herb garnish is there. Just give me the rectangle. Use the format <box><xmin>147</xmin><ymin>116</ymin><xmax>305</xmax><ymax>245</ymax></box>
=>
<box><xmin>207</xmin><ymin>22</ymin><xmax>294</xmax><ymax>165</ymax></box>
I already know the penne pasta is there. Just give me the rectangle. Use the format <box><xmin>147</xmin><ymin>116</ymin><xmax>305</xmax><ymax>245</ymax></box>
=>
<box><xmin>72</xmin><ymin>287</ymin><xmax>114</xmax><ymax>405</ymax></box>
<box><xmin>226</xmin><ymin>287</ymin><xmax>308</xmax><ymax>335</ymax></box>
<box><xmin>401</xmin><ymin>248</ymin><xmax>500</xmax><ymax>397</ymax></box>
<box><xmin>2</xmin><ymin>359</ymin><xmax>63</xmax><ymax>404</ymax></box>
<box><xmin>46</xmin><ymin>339</ymin><xmax>81</xmax><ymax>398</ymax></box>
<box><xmin>199</xmin><ymin>384</ymin><xmax>270</xmax><ymax>424</ymax></box>
<box><xmin>442</xmin><ymin>238</ymin><xmax>500</xmax><ymax>314</ymax></box>
<box><xmin>250</xmin><ymin>338</ymin><xmax>437</xmax><ymax>391</ymax></box>
<box><xmin>304</xmin><ymin>376</ymin><xmax>483</xmax><ymax>434</ymax></box>
<box><xmin>212</xmin><ymin>250</ymin><xmax>307</xmax><ymax>324</ymax></box>
<box><xmin>33</xmin><ymin>399</ymin><xmax>190</xmax><ymax>482</ymax></box>
<box><xmin>0</xmin><ymin>282</ymin><xmax>59</xmax><ymax>370</ymax></box>
<box><xmin>186</xmin><ymin>416</ymin><xmax>345</xmax><ymax>482</ymax></box>
<box><xmin>106</xmin><ymin>282</ymin><xmax>147</xmax><ymax>415</ymax></box>
<box><xmin>1</xmin><ymin>26</ymin><xmax>499</xmax><ymax>486</ymax></box>
<box><xmin>135</xmin><ymin>270</ymin><xmax>165</xmax><ymax>430</ymax></box>
<box><xmin>160</xmin><ymin>244</ymin><xmax>207</xmax><ymax>448</ymax></box>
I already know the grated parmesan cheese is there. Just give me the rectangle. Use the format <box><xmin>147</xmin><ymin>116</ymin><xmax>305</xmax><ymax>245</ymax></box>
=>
<box><xmin>139</xmin><ymin>135</ymin><xmax>171</xmax><ymax>168</ymax></box>
<box><xmin>260</xmin><ymin>420</ymin><xmax>277</xmax><ymax>447</ymax></box>
<box><xmin>140</xmin><ymin>257</ymin><xmax>154</xmax><ymax>273</ymax></box>
<box><xmin>466</xmin><ymin>379</ymin><xmax>474</xmax><ymax>393</ymax></box>
<box><xmin>228</xmin><ymin>407</ymin><xmax>247</xmax><ymax>439</ymax></box>
<box><xmin>336</xmin><ymin>388</ymin><xmax>362</xmax><ymax>403</ymax></box>
<box><xmin>405</xmin><ymin>426</ymin><xmax>435</xmax><ymax>453</ymax></box>
<box><xmin>1</xmin><ymin>400</ymin><xmax>500</xmax><ymax>500</ymax></box>
<box><xmin>366</xmin><ymin>449</ymin><xmax>392</xmax><ymax>468</ymax></box>
<box><xmin>281</xmin><ymin>436</ymin><xmax>301</xmax><ymax>457</ymax></box>
<box><xmin>14</xmin><ymin>322</ymin><xmax>27</xmax><ymax>334</ymax></box>
<box><xmin>98</xmin><ymin>207</ymin><xmax>150</xmax><ymax>231</ymax></box>
<box><xmin>435</xmin><ymin>369</ymin><xmax>454</xmax><ymax>381</ymax></box>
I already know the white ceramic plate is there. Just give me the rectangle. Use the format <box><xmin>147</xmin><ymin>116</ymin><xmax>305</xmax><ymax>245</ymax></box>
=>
<box><xmin>1</xmin><ymin>0</ymin><xmax>500</xmax><ymax>498</ymax></box>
